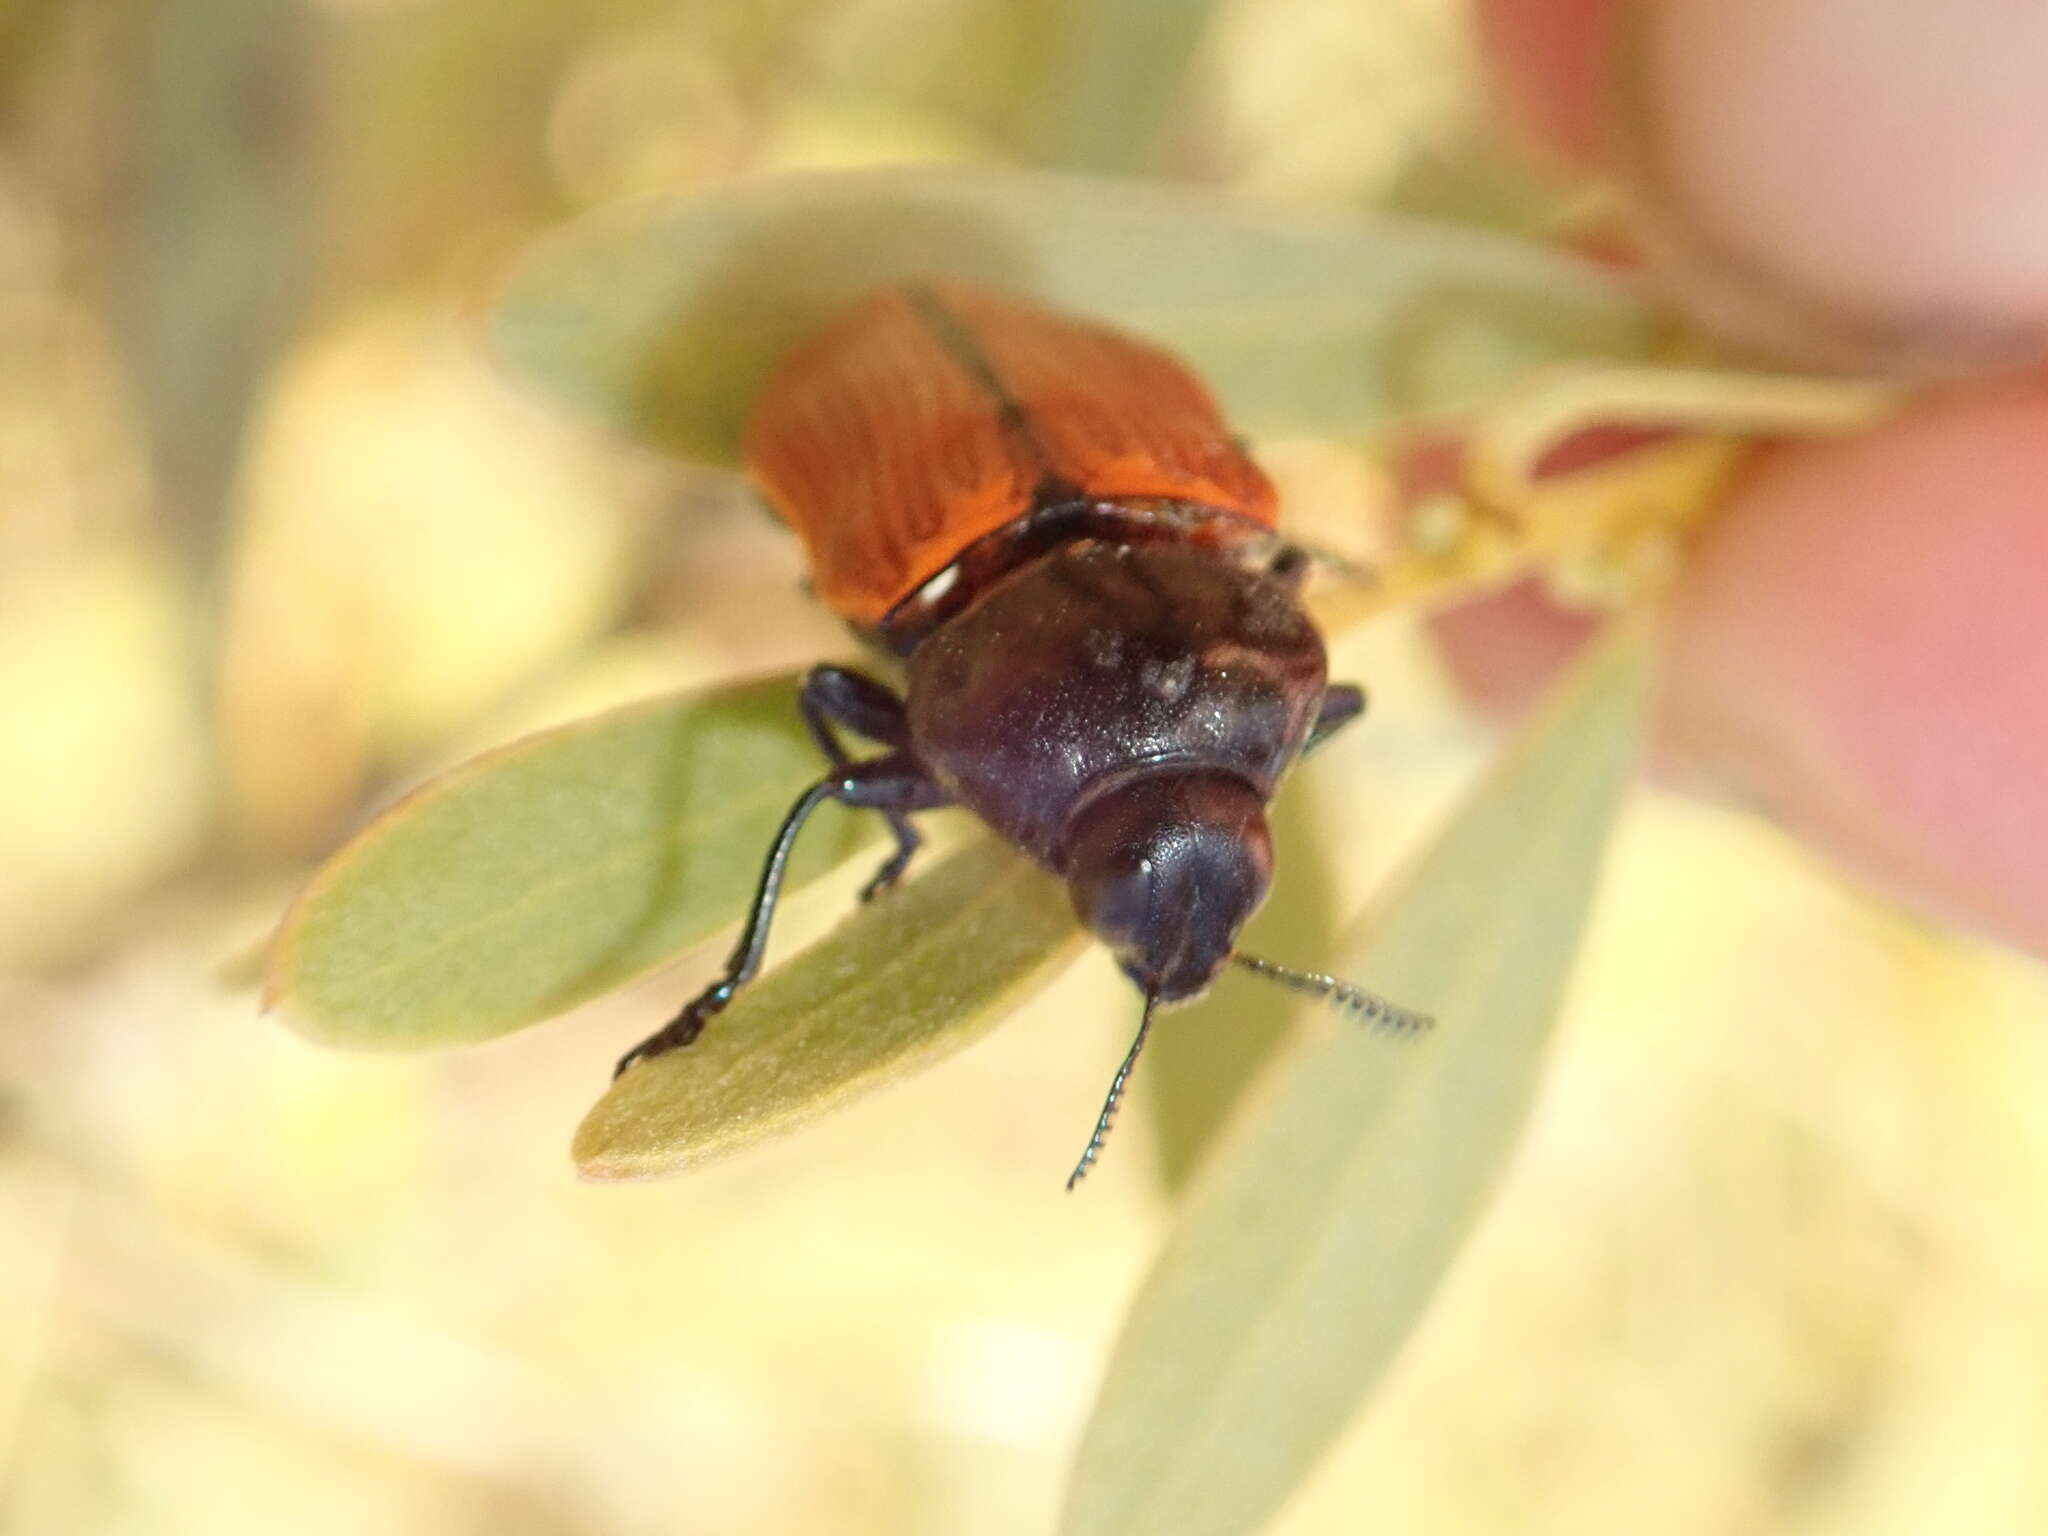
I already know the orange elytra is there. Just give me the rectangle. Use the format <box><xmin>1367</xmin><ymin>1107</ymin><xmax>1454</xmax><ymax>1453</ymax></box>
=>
<box><xmin>742</xmin><ymin>279</ymin><xmax>1279</xmax><ymax>630</ymax></box>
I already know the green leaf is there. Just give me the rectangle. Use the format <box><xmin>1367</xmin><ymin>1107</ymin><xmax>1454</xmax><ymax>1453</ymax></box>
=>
<box><xmin>489</xmin><ymin>165</ymin><xmax>1662</xmax><ymax>466</ymax></box>
<box><xmin>1062</xmin><ymin>614</ymin><xmax>1657</xmax><ymax>1536</ymax></box>
<box><xmin>123</xmin><ymin>0</ymin><xmax>313</xmax><ymax>571</ymax></box>
<box><xmin>1034</xmin><ymin>0</ymin><xmax>1222</xmax><ymax>175</ymax></box>
<box><xmin>573</xmin><ymin>836</ymin><xmax>1086</xmax><ymax>1179</ymax></box>
<box><xmin>267</xmin><ymin>674</ymin><xmax>877</xmax><ymax>1049</ymax></box>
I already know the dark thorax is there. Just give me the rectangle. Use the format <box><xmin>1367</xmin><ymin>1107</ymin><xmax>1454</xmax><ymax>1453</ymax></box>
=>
<box><xmin>903</xmin><ymin>537</ymin><xmax>1327</xmax><ymax>998</ymax></box>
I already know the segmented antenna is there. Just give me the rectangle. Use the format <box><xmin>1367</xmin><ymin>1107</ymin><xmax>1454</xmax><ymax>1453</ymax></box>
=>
<box><xmin>1231</xmin><ymin>953</ymin><xmax>1433</xmax><ymax>1034</ymax></box>
<box><xmin>1066</xmin><ymin>988</ymin><xmax>1161</xmax><ymax>1192</ymax></box>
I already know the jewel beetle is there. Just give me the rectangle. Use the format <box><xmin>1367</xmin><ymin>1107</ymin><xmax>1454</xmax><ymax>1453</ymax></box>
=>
<box><xmin>615</xmin><ymin>281</ymin><xmax>1429</xmax><ymax>1186</ymax></box>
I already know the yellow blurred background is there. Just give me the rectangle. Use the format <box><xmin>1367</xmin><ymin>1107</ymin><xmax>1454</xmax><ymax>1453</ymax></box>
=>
<box><xmin>3</xmin><ymin>1</ymin><xmax>2046</xmax><ymax>1531</ymax></box>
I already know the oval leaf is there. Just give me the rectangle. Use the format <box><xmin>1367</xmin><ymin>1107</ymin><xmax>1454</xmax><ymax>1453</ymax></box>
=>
<box><xmin>574</xmin><ymin>836</ymin><xmax>1086</xmax><ymax>1179</ymax></box>
<box><xmin>1062</xmin><ymin>614</ymin><xmax>1657</xmax><ymax>1536</ymax></box>
<box><xmin>490</xmin><ymin>165</ymin><xmax>1661</xmax><ymax>465</ymax></box>
<box><xmin>267</xmin><ymin>674</ymin><xmax>877</xmax><ymax>1049</ymax></box>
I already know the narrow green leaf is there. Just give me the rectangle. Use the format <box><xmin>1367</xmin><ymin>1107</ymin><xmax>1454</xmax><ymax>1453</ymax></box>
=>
<box><xmin>121</xmin><ymin>0</ymin><xmax>313</xmax><ymax>572</ymax></box>
<box><xmin>489</xmin><ymin>166</ymin><xmax>1661</xmax><ymax>465</ymax></box>
<box><xmin>1062</xmin><ymin>614</ymin><xmax>1658</xmax><ymax>1536</ymax></box>
<box><xmin>1035</xmin><ymin>0</ymin><xmax>1221</xmax><ymax>175</ymax></box>
<box><xmin>267</xmin><ymin>674</ymin><xmax>877</xmax><ymax>1049</ymax></box>
<box><xmin>573</xmin><ymin>837</ymin><xmax>1085</xmax><ymax>1179</ymax></box>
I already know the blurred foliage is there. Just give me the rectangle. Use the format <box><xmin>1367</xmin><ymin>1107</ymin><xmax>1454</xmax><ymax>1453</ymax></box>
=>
<box><xmin>488</xmin><ymin>165</ymin><xmax>1659</xmax><ymax>466</ymax></box>
<box><xmin>1</xmin><ymin>2</ymin><xmax>2045</xmax><ymax>1535</ymax></box>
<box><xmin>1067</xmin><ymin>614</ymin><xmax>1652</xmax><ymax>1536</ymax></box>
<box><xmin>214</xmin><ymin>304</ymin><xmax>644</xmax><ymax>852</ymax></box>
<box><xmin>115</xmin><ymin>0</ymin><xmax>314</xmax><ymax>566</ymax></box>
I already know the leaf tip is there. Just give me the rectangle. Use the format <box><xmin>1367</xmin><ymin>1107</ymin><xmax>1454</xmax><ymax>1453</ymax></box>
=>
<box><xmin>572</xmin><ymin>1155</ymin><xmax>635</xmax><ymax>1185</ymax></box>
<box><xmin>570</xmin><ymin>1128</ymin><xmax>692</xmax><ymax>1184</ymax></box>
<box><xmin>570</xmin><ymin>1064</ymin><xmax>691</xmax><ymax>1181</ymax></box>
<box><xmin>263</xmin><ymin>992</ymin><xmax>341</xmax><ymax>1047</ymax></box>
<box><xmin>569</xmin><ymin>1119</ymin><xmax>624</xmax><ymax>1180</ymax></box>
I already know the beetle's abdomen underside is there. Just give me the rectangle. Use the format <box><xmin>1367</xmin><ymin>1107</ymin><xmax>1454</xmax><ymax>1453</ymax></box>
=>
<box><xmin>742</xmin><ymin>281</ymin><xmax>1278</xmax><ymax>625</ymax></box>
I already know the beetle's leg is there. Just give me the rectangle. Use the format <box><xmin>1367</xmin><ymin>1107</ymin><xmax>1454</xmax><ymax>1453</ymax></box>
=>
<box><xmin>616</xmin><ymin>776</ymin><xmax>837</xmax><ymax>1075</ymax></box>
<box><xmin>1305</xmin><ymin>683</ymin><xmax>1367</xmax><ymax>754</ymax></box>
<box><xmin>614</xmin><ymin>754</ymin><xmax>947</xmax><ymax>1076</ymax></box>
<box><xmin>859</xmin><ymin>816</ymin><xmax>923</xmax><ymax>902</ymax></box>
<box><xmin>1271</xmin><ymin>540</ymin><xmax>1368</xmax><ymax>587</ymax></box>
<box><xmin>800</xmin><ymin>664</ymin><xmax>911</xmax><ymax>759</ymax></box>
<box><xmin>847</xmin><ymin>751</ymin><xmax>948</xmax><ymax>901</ymax></box>
<box><xmin>798</xmin><ymin>665</ymin><xmax>930</xmax><ymax>900</ymax></box>
<box><xmin>1270</xmin><ymin>543</ymin><xmax>1313</xmax><ymax>587</ymax></box>
<box><xmin>859</xmin><ymin>811</ymin><xmax>924</xmax><ymax>900</ymax></box>
<box><xmin>845</xmin><ymin>749</ymin><xmax>948</xmax><ymax>901</ymax></box>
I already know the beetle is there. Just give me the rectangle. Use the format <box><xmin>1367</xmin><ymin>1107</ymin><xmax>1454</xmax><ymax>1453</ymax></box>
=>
<box><xmin>615</xmin><ymin>280</ymin><xmax>1428</xmax><ymax>1186</ymax></box>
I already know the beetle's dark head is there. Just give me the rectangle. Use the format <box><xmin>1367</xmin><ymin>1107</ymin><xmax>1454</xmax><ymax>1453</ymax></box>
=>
<box><xmin>1059</xmin><ymin>769</ymin><xmax>1273</xmax><ymax>1002</ymax></box>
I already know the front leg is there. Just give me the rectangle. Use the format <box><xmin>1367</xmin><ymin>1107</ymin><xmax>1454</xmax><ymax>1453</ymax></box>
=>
<box><xmin>614</xmin><ymin>751</ymin><xmax>949</xmax><ymax>1076</ymax></box>
<box><xmin>799</xmin><ymin>665</ymin><xmax>937</xmax><ymax>899</ymax></box>
<box><xmin>1306</xmin><ymin>683</ymin><xmax>1366</xmax><ymax>754</ymax></box>
<box><xmin>1270</xmin><ymin>539</ymin><xmax>1369</xmax><ymax>587</ymax></box>
<box><xmin>844</xmin><ymin>749</ymin><xmax>948</xmax><ymax>900</ymax></box>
